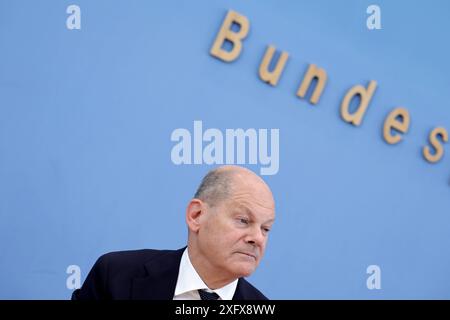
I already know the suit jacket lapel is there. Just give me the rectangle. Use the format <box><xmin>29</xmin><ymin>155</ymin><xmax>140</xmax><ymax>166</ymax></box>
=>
<box><xmin>130</xmin><ymin>247</ymin><xmax>251</xmax><ymax>300</ymax></box>
<box><xmin>232</xmin><ymin>278</ymin><xmax>247</xmax><ymax>300</ymax></box>
<box><xmin>131</xmin><ymin>247</ymin><xmax>185</xmax><ymax>300</ymax></box>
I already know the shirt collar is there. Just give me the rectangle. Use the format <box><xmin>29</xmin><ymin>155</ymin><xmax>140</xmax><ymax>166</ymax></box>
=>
<box><xmin>174</xmin><ymin>247</ymin><xmax>238</xmax><ymax>300</ymax></box>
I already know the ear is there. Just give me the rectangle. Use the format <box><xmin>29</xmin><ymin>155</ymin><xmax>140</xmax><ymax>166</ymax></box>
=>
<box><xmin>186</xmin><ymin>199</ymin><xmax>205</xmax><ymax>233</ymax></box>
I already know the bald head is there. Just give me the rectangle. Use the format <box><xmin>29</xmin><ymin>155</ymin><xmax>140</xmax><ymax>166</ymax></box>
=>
<box><xmin>194</xmin><ymin>165</ymin><xmax>273</xmax><ymax>208</ymax></box>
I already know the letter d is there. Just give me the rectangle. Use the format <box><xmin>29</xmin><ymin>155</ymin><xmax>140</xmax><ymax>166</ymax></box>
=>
<box><xmin>340</xmin><ymin>80</ymin><xmax>377</xmax><ymax>126</ymax></box>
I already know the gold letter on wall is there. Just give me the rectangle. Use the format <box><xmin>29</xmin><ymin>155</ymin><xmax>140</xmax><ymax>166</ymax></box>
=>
<box><xmin>259</xmin><ymin>45</ymin><xmax>289</xmax><ymax>86</ymax></box>
<box><xmin>383</xmin><ymin>108</ymin><xmax>410</xmax><ymax>144</ymax></box>
<box><xmin>296</xmin><ymin>64</ymin><xmax>328</xmax><ymax>104</ymax></box>
<box><xmin>210</xmin><ymin>10</ymin><xmax>249</xmax><ymax>62</ymax></box>
<box><xmin>340</xmin><ymin>80</ymin><xmax>377</xmax><ymax>126</ymax></box>
<box><xmin>423</xmin><ymin>127</ymin><xmax>448</xmax><ymax>163</ymax></box>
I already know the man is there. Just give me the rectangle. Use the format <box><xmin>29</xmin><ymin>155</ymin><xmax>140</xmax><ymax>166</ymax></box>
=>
<box><xmin>72</xmin><ymin>165</ymin><xmax>276</xmax><ymax>300</ymax></box>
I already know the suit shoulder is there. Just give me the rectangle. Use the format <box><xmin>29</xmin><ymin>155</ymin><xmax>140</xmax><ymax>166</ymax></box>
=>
<box><xmin>99</xmin><ymin>249</ymin><xmax>162</xmax><ymax>264</ymax></box>
<box><xmin>73</xmin><ymin>248</ymin><xmax>175</xmax><ymax>300</ymax></box>
<box><xmin>95</xmin><ymin>248</ymin><xmax>174</xmax><ymax>275</ymax></box>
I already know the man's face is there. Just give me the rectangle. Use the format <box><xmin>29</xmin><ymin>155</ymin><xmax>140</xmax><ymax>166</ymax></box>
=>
<box><xmin>196</xmin><ymin>179</ymin><xmax>275</xmax><ymax>279</ymax></box>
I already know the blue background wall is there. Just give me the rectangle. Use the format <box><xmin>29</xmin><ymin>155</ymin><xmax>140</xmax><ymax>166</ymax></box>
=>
<box><xmin>1</xmin><ymin>0</ymin><xmax>449</xmax><ymax>299</ymax></box>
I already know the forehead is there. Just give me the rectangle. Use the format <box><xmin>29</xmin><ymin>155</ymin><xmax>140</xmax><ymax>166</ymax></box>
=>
<box><xmin>211</xmin><ymin>169</ymin><xmax>276</xmax><ymax>220</ymax></box>
<box><xmin>226</xmin><ymin>189</ymin><xmax>275</xmax><ymax>222</ymax></box>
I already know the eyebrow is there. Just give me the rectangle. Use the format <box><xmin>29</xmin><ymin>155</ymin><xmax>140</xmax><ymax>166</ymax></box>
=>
<box><xmin>237</xmin><ymin>206</ymin><xmax>275</xmax><ymax>224</ymax></box>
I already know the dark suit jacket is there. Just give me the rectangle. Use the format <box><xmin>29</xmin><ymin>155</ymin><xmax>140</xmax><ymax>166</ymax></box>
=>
<box><xmin>71</xmin><ymin>247</ymin><xmax>268</xmax><ymax>300</ymax></box>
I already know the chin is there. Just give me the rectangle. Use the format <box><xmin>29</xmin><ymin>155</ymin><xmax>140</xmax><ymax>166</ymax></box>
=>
<box><xmin>232</xmin><ymin>264</ymin><xmax>257</xmax><ymax>278</ymax></box>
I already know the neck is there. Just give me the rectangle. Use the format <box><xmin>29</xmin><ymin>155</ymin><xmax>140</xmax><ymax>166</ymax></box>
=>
<box><xmin>187</xmin><ymin>245</ymin><xmax>237</xmax><ymax>289</ymax></box>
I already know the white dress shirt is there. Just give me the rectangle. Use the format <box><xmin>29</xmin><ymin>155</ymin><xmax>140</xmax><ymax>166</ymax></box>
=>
<box><xmin>173</xmin><ymin>248</ymin><xmax>238</xmax><ymax>300</ymax></box>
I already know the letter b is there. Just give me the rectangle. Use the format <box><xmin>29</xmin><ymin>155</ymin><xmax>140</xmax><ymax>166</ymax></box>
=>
<box><xmin>210</xmin><ymin>10</ymin><xmax>249</xmax><ymax>62</ymax></box>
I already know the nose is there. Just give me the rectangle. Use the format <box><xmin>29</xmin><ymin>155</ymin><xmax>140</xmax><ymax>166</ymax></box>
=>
<box><xmin>244</xmin><ymin>225</ymin><xmax>266</xmax><ymax>248</ymax></box>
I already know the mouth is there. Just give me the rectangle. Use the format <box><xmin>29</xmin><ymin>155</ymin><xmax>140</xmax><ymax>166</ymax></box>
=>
<box><xmin>237</xmin><ymin>252</ymin><xmax>257</xmax><ymax>260</ymax></box>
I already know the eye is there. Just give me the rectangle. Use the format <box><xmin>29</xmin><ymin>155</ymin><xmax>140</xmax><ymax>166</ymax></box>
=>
<box><xmin>262</xmin><ymin>227</ymin><xmax>271</xmax><ymax>233</ymax></box>
<box><xmin>237</xmin><ymin>217</ymin><xmax>249</xmax><ymax>225</ymax></box>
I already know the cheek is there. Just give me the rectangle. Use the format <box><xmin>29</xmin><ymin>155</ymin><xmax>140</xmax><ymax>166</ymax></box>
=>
<box><xmin>202</xmin><ymin>222</ymin><xmax>230</xmax><ymax>250</ymax></box>
<box><xmin>262</xmin><ymin>238</ymin><xmax>269</xmax><ymax>250</ymax></box>
<box><xmin>202</xmin><ymin>219</ymin><xmax>248</xmax><ymax>254</ymax></box>
<box><xmin>209</xmin><ymin>233</ymin><xmax>241</xmax><ymax>260</ymax></box>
